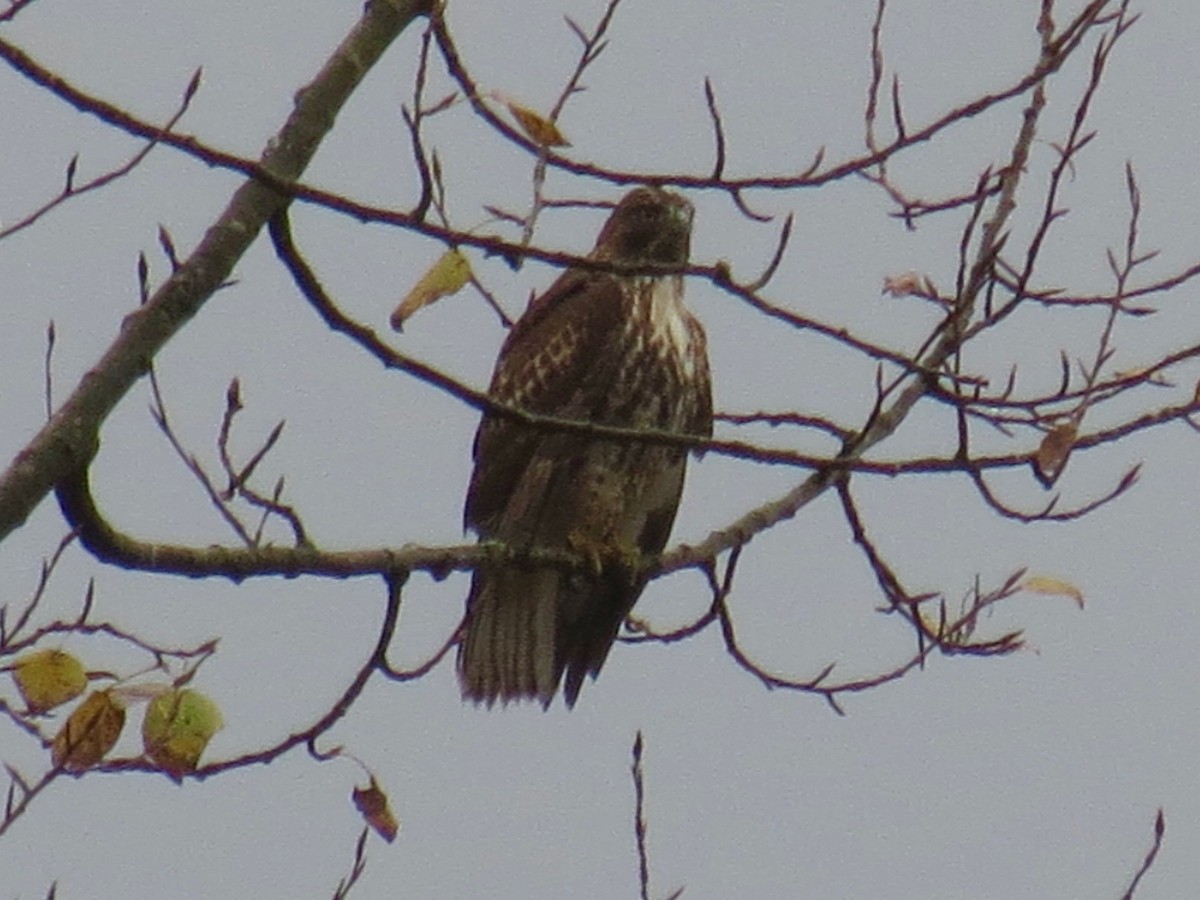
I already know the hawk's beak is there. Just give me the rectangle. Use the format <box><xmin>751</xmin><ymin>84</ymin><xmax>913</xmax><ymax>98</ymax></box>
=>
<box><xmin>671</xmin><ymin>200</ymin><xmax>695</xmax><ymax>231</ymax></box>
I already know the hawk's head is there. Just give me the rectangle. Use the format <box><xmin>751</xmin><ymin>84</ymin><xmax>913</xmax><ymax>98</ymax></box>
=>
<box><xmin>592</xmin><ymin>186</ymin><xmax>693</xmax><ymax>267</ymax></box>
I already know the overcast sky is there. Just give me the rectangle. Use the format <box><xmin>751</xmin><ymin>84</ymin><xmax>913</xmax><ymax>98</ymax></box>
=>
<box><xmin>3</xmin><ymin>1</ymin><xmax>1200</xmax><ymax>898</ymax></box>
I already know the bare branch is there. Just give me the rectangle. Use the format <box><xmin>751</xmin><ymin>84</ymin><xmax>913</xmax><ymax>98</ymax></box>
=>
<box><xmin>0</xmin><ymin>67</ymin><xmax>202</xmax><ymax>242</ymax></box>
<box><xmin>632</xmin><ymin>731</ymin><xmax>650</xmax><ymax>900</ymax></box>
<box><xmin>1118</xmin><ymin>809</ymin><xmax>1166</xmax><ymax>900</ymax></box>
<box><xmin>704</xmin><ymin>76</ymin><xmax>727</xmax><ymax>181</ymax></box>
<box><xmin>0</xmin><ymin>0</ymin><xmax>431</xmax><ymax>542</ymax></box>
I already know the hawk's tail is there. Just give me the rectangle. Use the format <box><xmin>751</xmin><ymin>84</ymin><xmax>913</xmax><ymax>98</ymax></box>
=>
<box><xmin>458</xmin><ymin>568</ymin><xmax>560</xmax><ymax>708</ymax></box>
<box><xmin>457</xmin><ymin>566</ymin><xmax>637</xmax><ymax>708</ymax></box>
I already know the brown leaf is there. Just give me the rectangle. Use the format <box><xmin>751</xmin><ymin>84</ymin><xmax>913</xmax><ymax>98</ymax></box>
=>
<box><xmin>506</xmin><ymin>101</ymin><xmax>570</xmax><ymax>147</ymax></box>
<box><xmin>52</xmin><ymin>690</ymin><xmax>126</xmax><ymax>772</ymax></box>
<box><xmin>1033</xmin><ymin>422</ymin><xmax>1077</xmax><ymax>488</ymax></box>
<box><xmin>390</xmin><ymin>248</ymin><xmax>472</xmax><ymax>331</ymax></box>
<box><xmin>13</xmin><ymin>649</ymin><xmax>87</xmax><ymax>714</ymax></box>
<box><xmin>352</xmin><ymin>777</ymin><xmax>400</xmax><ymax>843</ymax></box>
<box><xmin>881</xmin><ymin>271</ymin><xmax>929</xmax><ymax>298</ymax></box>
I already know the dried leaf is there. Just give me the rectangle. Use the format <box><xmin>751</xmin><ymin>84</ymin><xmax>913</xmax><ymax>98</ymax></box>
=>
<box><xmin>109</xmin><ymin>681</ymin><xmax>172</xmax><ymax>706</ymax></box>
<box><xmin>506</xmin><ymin>101</ymin><xmax>570</xmax><ymax>147</ymax></box>
<box><xmin>390</xmin><ymin>249</ymin><xmax>472</xmax><ymax>331</ymax></box>
<box><xmin>353</xmin><ymin>777</ymin><xmax>400</xmax><ymax>842</ymax></box>
<box><xmin>1033</xmin><ymin>422</ymin><xmax>1077</xmax><ymax>488</ymax></box>
<box><xmin>14</xmin><ymin>649</ymin><xmax>87</xmax><ymax>714</ymax></box>
<box><xmin>881</xmin><ymin>271</ymin><xmax>929</xmax><ymax>298</ymax></box>
<box><xmin>52</xmin><ymin>690</ymin><xmax>126</xmax><ymax>772</ymax></box>
<box><xmin>142</xmin><ymin>688</ymin><xmax>223</xmax><ymax>780</ymax></box>
<box><xmin>1021</xmin><ymin>575</ymin><xmax>1085</xmax><ymax>609</ymax></box>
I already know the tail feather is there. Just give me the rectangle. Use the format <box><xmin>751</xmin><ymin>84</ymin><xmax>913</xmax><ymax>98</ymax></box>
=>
<box><xmin>458</xmin><ymin>568</ymin><xmax>559</xmax><ymax>707</ymax></box>
<box><xmin>557</xmin><ymin>569</ymin><xmax>641</xmax><ymax>707</ymax></box>
<box><xmin>458</xmin><ymin>566</ymin><xmax>639</xmax><ymax>708</ymax></box>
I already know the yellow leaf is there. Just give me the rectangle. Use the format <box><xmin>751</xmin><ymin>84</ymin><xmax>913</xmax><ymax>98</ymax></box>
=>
<box><xmin>14</xmin><ymin>649</ymin><xmax>87</xmax><ymax>713</ymax></box>
<box><xmin>506</xmin><ymin>101</ymin><xmax>570</xmax><ymax>147</ymax></box>
<box><xmin>142</xmin><ymin>688</ymin><xmax>224</xmax><ymax>780</ymax></box>
<box><xmin>1033</xmin><ymin>422</ymin><xmax>1077</xmax><ymax>487</ymax></box>
<box><xmin>52</xmin><ymin>690</ymin><xmax>126</xmax><ymax>772</ymax></box>
<box><xmin>1022</xmin><ymin>575</ymin><xmax>1085</xmax><ymax>609</ymax></box>
<box><xmin>390</xmin><ymin>248</ymin><xmax>472</xmax><ymax>331</ymax></box>
<box><xmin>352</xmin><ymin>777</ymin><xmax>400</xmax><ymax>843</ymax></box>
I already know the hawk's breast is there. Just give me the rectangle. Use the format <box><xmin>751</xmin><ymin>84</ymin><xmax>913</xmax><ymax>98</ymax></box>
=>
<box><xmin>634</xmin><ymin>274</ymin><xmax>700</xmax><ymax>381</ymax></box>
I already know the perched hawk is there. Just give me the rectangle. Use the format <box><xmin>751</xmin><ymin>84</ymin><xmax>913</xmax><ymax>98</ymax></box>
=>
<box><xmin>457</xmin><ymin>186</ymin><xmax>713</xmax><ymax>708</ymax></box>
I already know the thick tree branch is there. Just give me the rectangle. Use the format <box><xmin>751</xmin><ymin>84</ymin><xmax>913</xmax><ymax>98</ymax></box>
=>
<box><xmin>0</xmin><ymin>0</ymin><xmax>431</xmax><ymax>542</ymax></box>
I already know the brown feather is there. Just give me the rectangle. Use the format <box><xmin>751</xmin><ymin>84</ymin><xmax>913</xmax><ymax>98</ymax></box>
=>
<box><xmin>457</xmin><ymin>186</ymin><xmax>712</xmax><ymax>708</ymax></box>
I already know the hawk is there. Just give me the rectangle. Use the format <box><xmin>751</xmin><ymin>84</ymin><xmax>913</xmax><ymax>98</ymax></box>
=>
<box><xmin>457</xmin><ymin>186</ymin><xmax>713</xmax><ymax>708</ymax></box>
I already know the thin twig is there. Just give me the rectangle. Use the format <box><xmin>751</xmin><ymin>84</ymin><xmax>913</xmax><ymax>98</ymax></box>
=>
<box><xmin>0</xmin><ymin>68</ymin><xmax>202</xmax><ymax>241</ymax></box>
<box><xmin>1118</xmin><ymin>809</ymin><xmax>1165</xmax><ymax>900</ymax></box>
<box><xmin>632</xmin><ymin>731</ymin><xmax>650</xmax><ymax>900</ymax></box>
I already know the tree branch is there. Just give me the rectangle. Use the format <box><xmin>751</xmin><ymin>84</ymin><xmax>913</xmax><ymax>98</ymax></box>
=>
<box><xmin>0</xmin><ymin>0</ymin><xmax>431</xmax><ymax>542</ymax></box>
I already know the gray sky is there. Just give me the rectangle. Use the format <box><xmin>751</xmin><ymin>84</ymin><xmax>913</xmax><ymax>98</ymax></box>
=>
<box><xmin>2</xmin><ymin>1</ymin><xmax>1199</xmax><ymax>898</ymax></box>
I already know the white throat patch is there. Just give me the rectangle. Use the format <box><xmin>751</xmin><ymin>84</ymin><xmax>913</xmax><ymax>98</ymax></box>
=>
<box><xmin>644</xmin><ymin>275</ymin><xmax>697</xmax><ymax>378</ymax></box>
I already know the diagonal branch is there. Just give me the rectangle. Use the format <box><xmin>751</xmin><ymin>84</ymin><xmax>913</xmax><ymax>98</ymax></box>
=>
<box><xmin>0</xmin><ymin>0</ymin><xmax>431</xmax><ymax>543</ymax></box>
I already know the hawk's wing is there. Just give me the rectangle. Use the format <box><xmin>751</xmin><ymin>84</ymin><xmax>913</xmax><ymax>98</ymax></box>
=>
<box><xmin>464</xmin><ymin>268</ymin><xmax>631</xmax><ymax>538</ymax></box>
